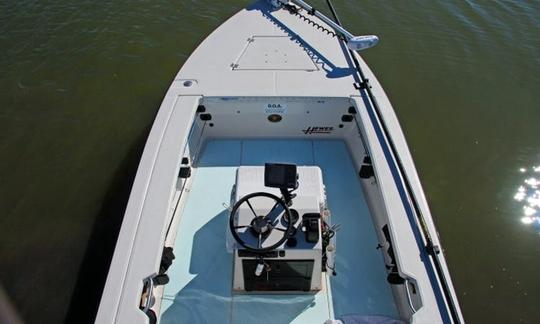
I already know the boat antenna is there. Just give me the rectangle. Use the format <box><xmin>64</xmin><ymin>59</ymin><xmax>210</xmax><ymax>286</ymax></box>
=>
<box><xmin>269</xmin><ymin>0</ymin><xmax>379</xmax><ymax>51</ymax></box>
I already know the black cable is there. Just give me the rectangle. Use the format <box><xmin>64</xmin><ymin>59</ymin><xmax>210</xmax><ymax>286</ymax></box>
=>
<box><xmin>325</xmin><ymin>0</ymin><xmax>342</xmax><ymax>25</ymax></box>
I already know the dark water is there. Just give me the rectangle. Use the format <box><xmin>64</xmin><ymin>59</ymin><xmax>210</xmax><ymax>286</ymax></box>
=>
<box><xmin>1</xmin><ymin>0</ymin><xmax>539</xmax><ymax>323</ymax></box>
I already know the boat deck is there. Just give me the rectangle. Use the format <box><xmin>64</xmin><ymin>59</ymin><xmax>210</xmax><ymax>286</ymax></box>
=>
<box><xmin>160</xmin><ymin>139</ymin><xmax>398</xmax><ymax>323</ymax></box>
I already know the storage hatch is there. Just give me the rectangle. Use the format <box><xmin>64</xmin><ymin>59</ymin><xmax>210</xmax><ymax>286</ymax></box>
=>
<box><xmin>233</xmin><ymin>36</ymin><xmax>318</xmax><ymax>71</ymax></box>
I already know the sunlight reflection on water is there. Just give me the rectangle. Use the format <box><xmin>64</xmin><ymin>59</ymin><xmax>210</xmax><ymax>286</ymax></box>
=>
<box><xmin>514</xmin><ymin>166</ymin><xmax>540</xmax><ymax>230</ymax></box>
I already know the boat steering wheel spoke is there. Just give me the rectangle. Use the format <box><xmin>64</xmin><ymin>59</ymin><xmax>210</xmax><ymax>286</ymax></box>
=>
<box><xmin>234</xmin><ymin>225</ymin><xmax>252</xmax><ymax>229</ymax></box>
<box><xmin>229</xmin><ymin>192</ymin><xmax>294</xmax><ymax>253</ymax></box>
<box><xmin>245</xmin><ymin>198</ymin><xmax>259</xmax><ymax>218</ymax></box>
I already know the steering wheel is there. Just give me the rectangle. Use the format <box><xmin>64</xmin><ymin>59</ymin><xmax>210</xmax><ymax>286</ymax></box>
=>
<box><xmin>229</xmin><ymin>192</ymin><xmax>294</xmax><ymax>253</ymax></box>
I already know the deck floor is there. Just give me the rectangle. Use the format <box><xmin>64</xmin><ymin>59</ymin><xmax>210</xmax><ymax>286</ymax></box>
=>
<box><xmin>160</xmin><ymin>139</ymin><xmax>397</xmax><ymax>323</ymax></box>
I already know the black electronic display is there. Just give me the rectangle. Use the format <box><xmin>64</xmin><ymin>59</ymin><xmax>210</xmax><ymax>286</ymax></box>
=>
<box><xmin>264</xmin><ymin>163</ymin><xmax>297</xmax><ymax>189</ymax></box>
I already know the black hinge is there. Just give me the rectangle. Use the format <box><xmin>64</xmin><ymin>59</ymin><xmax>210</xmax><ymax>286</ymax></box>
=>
<box><xmin>359</xmin><ymin>155</ymin><xmax>374</xmax><ymax>179</ymax></box>
<box><xmin>200</xmin><ymin>113</ymin><xmax>212</xmax><ymax>121</ymax></box>
<box><xmin>196</xmin><ymin>105</ymin><xmax>206</xmax><ymax>113</ymax></box>
<box><xmin>359</xmin><ymin>165</ymin><xmax>374</xmax><ymax>178</ymax></box>
<box><xmin>341</xmin><ymin>114</ymin><xmax>353</xmax><ymax>122</ymax></box>
<box><xmin>178</xmin><ymin>167</ymin><xmax>191</xmax><ymax>179</ymax></box>
<box><xmin>179</xmin><ymin>156</ymin><xmax>191</xmax><ymax>178</ymax></box>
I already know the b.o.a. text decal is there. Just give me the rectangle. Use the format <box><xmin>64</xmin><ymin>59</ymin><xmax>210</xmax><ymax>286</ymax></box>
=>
<box><xmin>302</xmin><ymin>126</ymin><xmax>334</xmax><ymax>135</ymax></box>
<box><xmin>264</xmin><ymin>103</ymin><xmax>287</xmax><ymax>114</ymax></box>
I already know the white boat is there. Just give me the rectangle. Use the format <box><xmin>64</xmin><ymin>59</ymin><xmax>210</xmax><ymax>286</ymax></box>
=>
<box><xmin>95</xmin><ymin>1</ymin><xmax>464</xmax><ymax>323</ymax></box>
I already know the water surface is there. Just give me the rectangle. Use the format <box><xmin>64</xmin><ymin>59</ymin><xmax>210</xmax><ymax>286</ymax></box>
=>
<box><xmin>1</xmin><ymin>0</ymin><xmax>539</xmax><ymax>323</ymax></box>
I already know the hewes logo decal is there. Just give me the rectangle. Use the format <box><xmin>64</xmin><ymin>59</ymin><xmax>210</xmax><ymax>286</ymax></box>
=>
<box><xmin>302</xmin><ymin>126</ymin><xmax>334</xmax><ymax>134</ymax></box>
<box><xmin>264</xmin><ymin>103</ymin><xmax>287</xmax><ymax>114</ymax></box>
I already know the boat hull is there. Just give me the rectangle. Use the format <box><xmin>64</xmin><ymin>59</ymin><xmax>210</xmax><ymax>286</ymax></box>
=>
<box><xmin>95</xmin><ymin>1</ymin><xmax>463</xmax><ymax>323</ymax></box>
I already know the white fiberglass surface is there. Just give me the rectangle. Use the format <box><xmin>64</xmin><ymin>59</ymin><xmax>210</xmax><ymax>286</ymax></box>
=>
<box><xmin>159</xmin><ymin>139</ymin><xmax>398</xmax><ymax>323</ymax></box>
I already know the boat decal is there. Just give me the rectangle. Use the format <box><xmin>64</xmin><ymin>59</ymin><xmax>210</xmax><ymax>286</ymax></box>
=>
<box><xmin>302</xmin><ymin>126</ymin><xmax>333</xmax><ymax>134</ymax></box>
<box><xmin>264</xmin><ymin>103</ymin><xmax>287</xmax><ymax>114</ymax></box>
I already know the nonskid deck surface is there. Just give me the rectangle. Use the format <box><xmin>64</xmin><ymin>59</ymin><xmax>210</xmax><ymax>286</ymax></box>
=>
<box><xmin>160</xmin><ymin>139</ymin><xmax>398</xmax><ymax>323</ymax></box>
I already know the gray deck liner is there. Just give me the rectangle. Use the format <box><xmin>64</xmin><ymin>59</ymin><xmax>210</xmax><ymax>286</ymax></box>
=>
<box><xmin>160</xmin><ymin>139</ymin><xmax>398</xmax><ymax>323</ymax></box>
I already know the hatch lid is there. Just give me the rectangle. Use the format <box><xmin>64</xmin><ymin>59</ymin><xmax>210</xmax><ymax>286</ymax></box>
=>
<box><xmin>233</xmin><ymin>36</ymin><xmax>318</xmax><ymax>71</ymax></box>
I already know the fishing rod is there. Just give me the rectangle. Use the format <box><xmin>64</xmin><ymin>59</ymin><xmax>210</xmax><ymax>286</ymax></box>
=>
<box><xmin>319</xmin><ymin>0</ymin><xmax>463</xmax><ymax>322</ymax></box>
<box><xmin>269</xmin><ymin>0</ymin><xmax>462</xmax><ymax>321</ymax></box>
